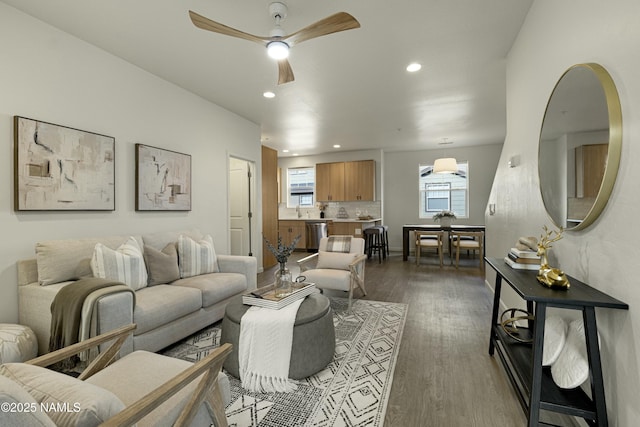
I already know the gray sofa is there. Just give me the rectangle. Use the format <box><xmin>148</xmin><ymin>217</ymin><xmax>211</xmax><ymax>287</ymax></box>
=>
<box><xmin>17</xmin><ymin>230</ymin><xmax>257</xmax><ymax>356</ymax></box>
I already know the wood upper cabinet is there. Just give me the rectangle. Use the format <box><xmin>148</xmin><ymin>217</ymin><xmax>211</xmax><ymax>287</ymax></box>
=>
<box><xmin>344</xmin><ymin>160</ymin><xmax>375</xmax><ymax>201</ymax></box>
<box><xmin>316</xmin><ymin>160</ymin><xmax>374</xmax><ymax>202</ymax></box>
<box><xmin>315</xmin><ymin>162</ymin><xmax>345</xmax><ymax>201</ymax></box>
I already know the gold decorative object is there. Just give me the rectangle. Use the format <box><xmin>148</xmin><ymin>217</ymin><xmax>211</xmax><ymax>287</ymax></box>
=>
<box><xmin>536</xmin><ymin>226</ymin><xmax>570</xmax><ymax>289</ymax></box>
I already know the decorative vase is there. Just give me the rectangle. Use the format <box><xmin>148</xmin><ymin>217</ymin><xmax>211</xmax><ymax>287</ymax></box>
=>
<box><xmin>274</xmin><ymin>266</ymin><xmax>292</xmax><ymax>297</ymax></box>
<box><xmin>320</xmin><ymin>211</ymin><xmax>325</xmax><ymax>218</ymax></box>
<box><xmin>439</xmin><ymin>217</ymin><xmax>452</xmax><ymax>228</ymax></box>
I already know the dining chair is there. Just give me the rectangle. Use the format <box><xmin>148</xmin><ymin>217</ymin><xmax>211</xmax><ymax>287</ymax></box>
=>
<box><xmin>450</xmin><ymin>231</ymin><xmax>484</xmax><ymax>270</ymax></box>
<box><xmin>415</xmin><ymin>231</ymin><xmax>444</xmax><ymax>267</ymax></box>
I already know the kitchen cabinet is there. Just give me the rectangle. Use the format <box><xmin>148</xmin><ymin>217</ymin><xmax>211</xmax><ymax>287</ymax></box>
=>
<box><xmin>278</xmin><ymin>220</ymin><xmax>306</xmax><ymax>250</ymax></box>
<box><xmin>575</xmin><ymin>143</ymin><xmax>607</xmax><ymax>198</ymax></box>
<box><xmin>329</xmin><ymin>220</ymin><xmax>379</xmax><ymax>238</ymax></box>
<box><xmin>315</xmin><ymin>162</ymin><xmax>345</xmax><ymax>201</ymax></box>
<box><xmin>316</xmin><ymin>160</ymin><xmax>375</xmax><ymax>202</ymax></box>
<box><xmin>331</xmin><ymin>222</ymin><xmax>359</xmax><ymax>237</ymax></box>
<box><xmin>344</xmin><ymin>160</ymin><xmax>375</xmax><ymax>201</ymax></box>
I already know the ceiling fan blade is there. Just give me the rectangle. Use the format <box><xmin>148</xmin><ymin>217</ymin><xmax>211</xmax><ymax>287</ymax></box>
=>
<box><xmin>285</xmin><ymin>12</ymin><xmax>360</xmax><ymax>46</ymax></box>
<box><xmin>189</xmin><ymin>10</ymin><xmax>268</xmax><ymax>45</ymax></box>
<box><xmin>277</xmin><ymin>59</ymin><xmax>295</xmax><ymax>85</ymax></box>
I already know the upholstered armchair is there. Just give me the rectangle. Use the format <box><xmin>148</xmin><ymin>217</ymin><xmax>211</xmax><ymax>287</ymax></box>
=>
<box><xmin>297</xmin><ymin>236</ymin><xmax>367</xmax><ymax>310</ymax></box>
<box><xmin>0</xmin><ymin>324</ymin><xmax>231</xmax><ymax>427</ymax></box>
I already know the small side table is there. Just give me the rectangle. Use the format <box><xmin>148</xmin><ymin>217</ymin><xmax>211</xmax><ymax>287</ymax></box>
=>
<box><xmin>485</xmin><ymin>257</ymin><xmax>628</xmax><ymax>427</ymax></box>
<box><xmin>0</xmin><ymin>324</ymin><xmax>38</xmax><ymax>363</ymax></box>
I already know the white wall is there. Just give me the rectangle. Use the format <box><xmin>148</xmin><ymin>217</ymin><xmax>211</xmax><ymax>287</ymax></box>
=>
<box><xmin>385</xmin><ymin>144</ymin><xmax>502</xmax><ymax>250</ymax></box>
<box><xmin>0</xmin><ymin>4</ymin><xmax>261</xmax><ymax>323</ymax></box>
<box><xmin>488</xmin><ymin>0</ymin><xmax>640</xmax><ymax>424</ymax></box>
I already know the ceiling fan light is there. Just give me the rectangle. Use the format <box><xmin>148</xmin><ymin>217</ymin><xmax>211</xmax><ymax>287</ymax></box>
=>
<box><xmin>433</xmin><ymin>157</ymin><xmax>458</xmax><ymax>174</ymax></box>
<box><xmin>267</xmin><ymin>41</ymin><xmax>289</xmax><ymax>60</ymax></box>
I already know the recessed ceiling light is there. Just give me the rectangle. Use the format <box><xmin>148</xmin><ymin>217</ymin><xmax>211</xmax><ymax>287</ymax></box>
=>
<box><xmin>263</xmin><ymin>91</ymin><xmax>276</xmax><ymax>98</ymax></box>
<box><xmin>333</xmin><ymin>144</ymin><xmax>341</xmax><ymax>148</ymax></box>
<box><xmin>292</xmin><ymin>153</ymin><xmax>299</xmax><ymax>156</ymax></box>
<box><xmin>406</xmin><ymin>63</ymin><xmax>422</xmax><ymax>72</ymax></box>
<box><xmin>282</xmin><ymin>149</ymin><xmax>289</xmax><ymax>153</ymax></box>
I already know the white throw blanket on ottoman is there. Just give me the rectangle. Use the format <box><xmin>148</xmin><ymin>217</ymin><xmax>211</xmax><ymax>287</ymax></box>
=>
<box><xmin>239</xmin><ymin>298</ymin><xmax>304</xmax><ymax>393</ymax></box>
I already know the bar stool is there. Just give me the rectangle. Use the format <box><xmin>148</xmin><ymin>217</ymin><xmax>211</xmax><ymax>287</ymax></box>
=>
<box><xmin>363</xmin><ymin>227</ymin><xmax>384</xmax><ymax>263</ymax></box>
<box><xmin>379</xmin><ymin>225</ymin><xmax>390</xmax><ymax>257</ymax></box>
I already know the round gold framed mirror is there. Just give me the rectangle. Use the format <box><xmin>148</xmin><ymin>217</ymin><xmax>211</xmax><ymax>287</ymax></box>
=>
<box><xmin>538</xmin><ymin>63</ymin><xmax>622</xmax><ymax>231</ymax></box>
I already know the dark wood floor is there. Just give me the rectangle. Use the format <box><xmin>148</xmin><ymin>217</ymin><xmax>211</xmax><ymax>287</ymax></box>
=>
<box><xmin>260</xmin><ymin>251</ymin><xmax>529</xmax><ymax>426</ymax></box>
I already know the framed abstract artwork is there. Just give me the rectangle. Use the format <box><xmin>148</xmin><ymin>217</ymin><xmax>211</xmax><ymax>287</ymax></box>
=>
<box><xmin>14</xmin><ymin>116</ymin><xmax>116</xmax><ymax>211</ymax></box>
<box><xmin>135</xmin><ymin>144</ymin><xmax>191</xmax><ymax>211</ymax></box>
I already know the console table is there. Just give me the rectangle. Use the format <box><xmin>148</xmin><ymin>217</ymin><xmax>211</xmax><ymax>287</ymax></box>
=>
<box><xmin>402</xmin><ymin>224</ymin><xmax>485</xmax><ymax>261</ymax></box>
<box><xmin>485</xmin><ymin>257</ymin><xmax>628</xmax><ymax>427</ymax></box>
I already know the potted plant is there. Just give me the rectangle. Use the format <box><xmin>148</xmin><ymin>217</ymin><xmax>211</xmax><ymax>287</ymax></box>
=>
<box><xmin>433</xmin><ymin>210</ymin><xmax>456</xmax><ymax>228</ymax></box>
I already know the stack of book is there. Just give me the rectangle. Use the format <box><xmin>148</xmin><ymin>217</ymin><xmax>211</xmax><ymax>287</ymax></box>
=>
<box><xmin>504</xmin><ymin>248</ymin><xmax>541</xmax><ymax>270</ymax></box>
<box><xmin>242</xmin><ymin>282</ymin><xmax>317</xmax><ymax>309</ymax></box>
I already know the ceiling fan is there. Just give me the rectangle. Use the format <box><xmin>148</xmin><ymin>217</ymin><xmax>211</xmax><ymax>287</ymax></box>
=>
<box><xmin>188</xmin><ymin>2</ymin><xmax>360</xmax><ymax>85</ymax></box>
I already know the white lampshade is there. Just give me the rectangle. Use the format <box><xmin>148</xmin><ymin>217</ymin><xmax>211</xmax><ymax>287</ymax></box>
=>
<box><xmin>433</xmin><ymin>157</ymin><xmax>458</xmax><ymax>174</ymax></box>
<box><xmin>267</xmin><ymin>41</ymin><xmax>289</xmax><ymax>60</ymax></box>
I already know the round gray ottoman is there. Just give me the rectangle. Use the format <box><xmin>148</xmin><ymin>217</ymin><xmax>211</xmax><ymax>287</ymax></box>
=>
<box><xmin>221</xmin><ymin>293</ymin><xmax>335</xmax><ymax>380</ymax></box>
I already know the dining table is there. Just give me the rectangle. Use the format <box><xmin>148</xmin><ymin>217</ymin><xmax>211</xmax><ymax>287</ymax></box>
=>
<box><xmin>402</xmin><ymin>224</ymin><xmax>486</xmax><ymax>261</ymax></box>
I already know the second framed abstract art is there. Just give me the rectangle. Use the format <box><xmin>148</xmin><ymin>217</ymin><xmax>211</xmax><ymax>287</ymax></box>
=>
<box><xmin>135</xmin><ymin>144</ymin><xmax>191</xmax><ymax>211</ymax></box>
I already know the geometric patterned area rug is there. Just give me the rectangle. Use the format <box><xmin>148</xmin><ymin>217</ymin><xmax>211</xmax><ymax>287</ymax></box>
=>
<box><xmin>162</xmin><ymin>297</ymin><xmax>408</xmax><ymax>427</ymax></box>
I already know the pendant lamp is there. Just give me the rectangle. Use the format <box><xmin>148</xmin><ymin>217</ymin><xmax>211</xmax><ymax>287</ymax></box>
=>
<box><xmin>433</xmin><ymin>157</ymin><xmax>458</xmax><ymax>174</ymax></box>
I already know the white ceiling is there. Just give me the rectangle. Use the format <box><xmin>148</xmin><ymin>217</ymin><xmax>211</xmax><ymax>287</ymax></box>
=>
<box><xmin>2</xmin><ymin>0</ymin><xmax>533</xmax><ymax>156</ymax></box>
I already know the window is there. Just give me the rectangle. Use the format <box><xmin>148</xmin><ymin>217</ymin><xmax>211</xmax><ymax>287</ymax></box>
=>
<box><xmin>287</xmin><ymin>167</ymin><xmax>315</xmax><ymax>208</ymax></box>
<box><xmin>419</xmin><ymin>161</ymin><xmax>468</xmax><ymax>219</ymax></box>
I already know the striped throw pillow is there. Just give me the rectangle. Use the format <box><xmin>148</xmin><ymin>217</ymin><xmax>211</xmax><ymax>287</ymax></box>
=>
<box><xmin>178</xmin><ymin>234</ymin><xmax>219</xmax><ymax>278</ymax></box>
<box><xmin>90</xmin><ymin>236</ymin><xmax>148</xmax><ymax>290</ymax></box>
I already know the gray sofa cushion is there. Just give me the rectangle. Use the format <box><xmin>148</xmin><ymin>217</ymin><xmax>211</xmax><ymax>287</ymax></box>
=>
<box><xmin>133</xmin><ymin>285</ymin><xmax>202</xmax><ymax>335</ymax></box>
<box><xmin>36</xmin><ymin>235</ymin><xmax>143</xmax><ymax>286</ymax></box>
<box><xmin>172</xmin><ymin>273</ymin><xmax>247</xmax><ymax>307</ymax></box>
<box><xmin>144</xmin><ymin>243</ymin><xmax>180</xmax><ymax>286</ymax></box>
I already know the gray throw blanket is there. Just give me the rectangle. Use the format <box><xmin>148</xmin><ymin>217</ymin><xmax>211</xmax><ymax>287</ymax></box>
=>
<box><xmin>49</xmin><ymin>277</ymin><xmax>134</xmax><ymax>356</ymax></box>
<box><xmin>326</xmin><ymin>236</ymin><xmax>352</xmax><ymax>253</ymax></box>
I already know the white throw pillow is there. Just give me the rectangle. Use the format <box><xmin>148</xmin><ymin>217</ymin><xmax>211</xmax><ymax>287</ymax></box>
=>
<box><xmin>90</xmin><ymin>236</ymin><xmax>148</xmax><ymax>290</ymax></box>
<box><xmin>0</xmin><ymin>363</ymin><xmax>125</xmax><ymax>427</ymax></box>
<box><xmin>316</xmin><ymin>251</ymin><xmax>357</xmax><ymax>270</ymax></box>
<box><xmin>178</xmin><ymin>234</ymin><xmax>219</xmax><ymax>278</ymax></box>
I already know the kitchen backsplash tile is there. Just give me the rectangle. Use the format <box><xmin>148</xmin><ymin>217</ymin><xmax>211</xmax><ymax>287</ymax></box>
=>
<box><xmin>279</xmin><ymin>201</ymin><xmax>381</xmax><ymax>220</ymax></box>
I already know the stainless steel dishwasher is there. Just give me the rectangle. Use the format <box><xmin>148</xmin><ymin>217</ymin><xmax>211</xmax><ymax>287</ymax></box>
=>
<box><xmin>305</xmin><ymin>221</ymin><xmax>328</xmax><ymax>252</ymax></box>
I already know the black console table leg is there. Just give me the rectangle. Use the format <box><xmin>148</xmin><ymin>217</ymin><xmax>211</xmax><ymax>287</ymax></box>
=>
<box><xmin>489</xmin><ymin>273</ymin><xmax>503</xmax><ymax>355</ymax></box>
<box><xmin>528</xmin><ymin>302</ymin><xmax>547</xmax><ymax>427</ymax></box>
<box><xmin>584</xmin><ymin>307</ymin><xmax>608</xmax><ymax>427</ymax></box>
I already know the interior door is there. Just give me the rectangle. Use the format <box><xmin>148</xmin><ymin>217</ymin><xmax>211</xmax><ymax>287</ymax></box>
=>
<box><xmin>229</xmin><ymin>157</ymin><xmax>253</xmax><ymax>256</ymax></box>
